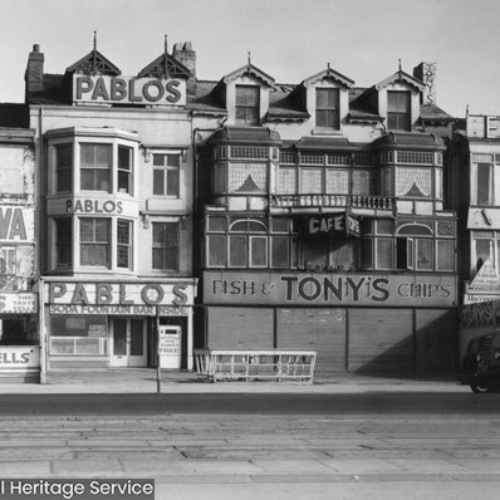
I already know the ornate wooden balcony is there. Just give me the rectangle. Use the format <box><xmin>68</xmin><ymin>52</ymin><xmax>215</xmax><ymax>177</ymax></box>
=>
<box><xmin>269</xmin><ymin>194</ymin><xmax>395</xmax><ymax>210</ymax></box>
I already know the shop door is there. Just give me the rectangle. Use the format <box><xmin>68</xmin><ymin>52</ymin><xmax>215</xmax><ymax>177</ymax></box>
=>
<box><xmin>111</xmin><ymin>319</ymin><xmax>147</xmax><ymax>367</ymax></box>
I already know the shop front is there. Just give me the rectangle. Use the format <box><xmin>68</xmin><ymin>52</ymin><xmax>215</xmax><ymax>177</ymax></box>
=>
<box><xmin>43</xmin><ymin>278</ymin><xmax>197</xmax><ymax>371</ymax></box>
<box><xmin>203</xmin><ymin>271</ymin><xmax>458</xmax><ymax>374</ymax></box>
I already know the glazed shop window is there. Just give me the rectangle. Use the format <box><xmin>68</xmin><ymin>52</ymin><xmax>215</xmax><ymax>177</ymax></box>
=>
<box><xmin>55</xmin><ymin>217</ymin><xmax>72</xmax><ymax>267</ymax></box>
<box><xmin>118</xmin><ymin>146</ymin><xmax>133</xmax><ymax>194</ymax></box>
<box><xmin>387</xmin><ymin>91</ymin><xmax>411</xmax><ymax>131</ymax></box>
<box><xmin>80</xmin><ymin>218</ymin><xmax>111</xmax><ymax>267</ymax></box>
<box><xmin>235</xmin><ymin>85</ymin><xmax>260</xmax><ymax>125</ymax></box>
<box><xmin>55</xmin><ymin>144</ymin><xmax>73</xmax><ymax>192</ymax></box>
<box><xmin>80</xmin><ymin>144</ymin><xmax>112</xmax><ymax>191</ymax></box>
<box><xmin>152</xmin><ymin>222</ymin><xmax>179</xmax><ymax>271</ymax></box>
<box><xmin>117</xmin><ymin>220</ymin><xmax>133</xmax><ymax>269</ymax></box>
<box><xmin>153</xmin><ymin>154</ymin><xmax>180</xmax><ymax>197</ymax></box>
<box><xmin>316</xmin><ymin>88</ymin><xmax>340</xmax><ymax>129</ymax></box>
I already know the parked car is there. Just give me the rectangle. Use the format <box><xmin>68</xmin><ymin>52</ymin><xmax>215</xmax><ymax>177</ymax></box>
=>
<box><xmin>460</xmin><ymin>332</ymin><xmax>500</xmax><ymax>393</ymax></box>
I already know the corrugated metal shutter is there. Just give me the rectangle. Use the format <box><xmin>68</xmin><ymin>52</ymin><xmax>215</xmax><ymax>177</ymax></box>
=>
<box><xmin>277</xmin><ymin>308</ymin><xmax>346</xmax><ymax>374</ymax></box>
<box><xmin>415</xmin><ymin>309</ymin><xmax>457</xmax><ymax>374</ymax></box>
<box><xmin>348</xmin><ymin>309</ymin><xmax>413</xmax><ymax>372</ymax></box>
<box><xmin>207</xmin><ymin>307</ymin><xmax>274</xmax><ymax>348</ymax></box>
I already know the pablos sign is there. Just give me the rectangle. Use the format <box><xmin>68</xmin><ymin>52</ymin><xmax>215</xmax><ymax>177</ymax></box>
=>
<box><xmin>73</xmin><ymin>75</ymin><xmax>186</xmax><ymax>106</ymax></box>
<box><xmin>47</xmin><ymin>281</ymin><xmax>195</xmax><ymax>315</ymax></box>
<box><xmin>204</xmin><ymin>271</ymin><xmax>457</xmax><ymax>307</ymax></box>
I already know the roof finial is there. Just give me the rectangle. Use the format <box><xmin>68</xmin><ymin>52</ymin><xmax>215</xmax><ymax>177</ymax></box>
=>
<box><xmin>92</xmin><ymin>31</ymin><xmax>98</xmax><ymax>74</ymax></box>
<box><xmin>93</xmin><ymin>31</ymin><xmax>97</xmax><ymax>51</ymax></box>
<box><xmin>398</xmin><ymin>58</ymin><xmax>402</xmax><ymax>72</ymax></box>
<box><xmin>248</xmin><ymin>51</ymin><xmax>251</xmax><ymax>66</ymax></box>
<box><xmin>327</xmin><ymin>62</ymin><xmax>331</xmax><ymax>71</ymax></box>
<box><xmin>164</xmin><ymin>35</ymin><xmax>168</xmax><ymax>77</ymax></box>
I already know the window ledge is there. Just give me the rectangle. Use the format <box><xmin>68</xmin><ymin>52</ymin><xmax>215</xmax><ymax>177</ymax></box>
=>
<box><xmin>311</xmin><ymin>128</ymin><xmax>343</xmax><ymax>136</ymax></box>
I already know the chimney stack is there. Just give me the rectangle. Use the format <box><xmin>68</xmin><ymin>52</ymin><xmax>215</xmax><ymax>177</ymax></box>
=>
<box><xmin>413</xmin><ymin>62</ymin><xmax>436</xmax><ymax>106</ymax></box>
<box><xmin>25</xmin><ymin>44</ymin><xmax>44</xmax><ymax>98</ymax></box>
<box><xmin>173</xmin><ymin>41</ymin><xmax>196</xmax><ymax>95</ymax></box>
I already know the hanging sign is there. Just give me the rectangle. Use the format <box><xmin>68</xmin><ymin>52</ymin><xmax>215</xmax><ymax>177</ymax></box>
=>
<box><xmin>298</xmin><ymin>213</ymin><xmax>360</xmax><ymax>238</ymax></box>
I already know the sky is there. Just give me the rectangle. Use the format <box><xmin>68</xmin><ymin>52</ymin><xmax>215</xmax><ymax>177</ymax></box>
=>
<box><xmin>0</xmin><ymin>0</ymin><xmax>499</xmax><ymax>117</ymax></box>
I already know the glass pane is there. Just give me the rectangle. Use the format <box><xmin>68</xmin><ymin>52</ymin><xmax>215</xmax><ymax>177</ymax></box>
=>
<box><xmin>153</xmin><ymin>169</ymin><xmax>165</xmax><ymax>195</ymax></box>
<box><xmin>80</xmin><ymin>169</ymin><xmax>94</xmax><ymax>190</ymax></box>
<box><xmin>271</xmin><ymin>217</ymin><xmax>289</xmax><ymax>233</ymax></box>
<box><xmin>326</xmin><ymin>169</ymin><xmax>349</xmax><ymax>193</ymax></box>
<box><xmin>229</xmin><ymin>236</ymin><xmax>246</xmax><ymax>267</ymax></box>
<box><xmin>118</xmin><ymin>171</ymin><xmax>130</xmax><ymax>193</ymax></box>
<box><xmin>377</xmin><ymin>239</ymin><xmax>393</xmax><ymax>269</ymax></box>
<box><xmin>80</xmin><ymin>219</ymin><xmax>94</xmax><ymax>241</ymax></box>
<box><xmin>57</xmin><ymin>169</ymin><xmax>72</xmax><ymax>192</ymax></box>
<box><xmin>95</xmin><ymin>145</ymin><xmax>111</xmax><ymax>168</ymax></box>
<box><xmin>251</xmin><ymin>237</ymin><xmax>267</xmax><ymax>266</ymax></box>
<box><xmin>130</xmin><ymin>320</ymin><xmax>143</xmax><ymax>356</ymax></box>
<box><xmin>477</xmin><ymin>163</ymin><xmax>492</xmax><ymax>205</ymax></box>
<box><xmin>208</xmin><ymin>235</ymin><xmax>226</xmax><ymax>266</ymax></box>
<box><xmin>117</xmin><ymin>246</ymin><xmax>129</xmax><ymax>268</ymax></box>
<box><xmin>95</xmin><ymin>170</ymin><xmax>110</xmax><ymax>191</ymax></box>
<box><xmin>118</xmin><ymin>146</ymin><xmax>131</xmax><ymax>170</ymax></box>
<box><xmin>437</xmin><ymin>240</ymin><xmax>453</xmax><ymax>271</ymax></box>
<box><xmin>94</xmin><ymin>219</ymin><xmax>110</xmax><ymax>242</ymax></box>
<box><xmin>113</xmin><ymin>320</ymin><xmax>127</xmax><ymax>355</ymax></box>
<box><xmin>271</xmin><ymin>236</ymin><xmax>289</xmax><ymax>267</ymax></box>
<box><xmin>166</xmin><ymin>154</ymin><xmax>180</xmax><ymax>167</ymax></box>
<box><xmin>376</xmin><ymin>220</ymin><xmax>393</xmax><ymax>235</ymax></box>
<box><xmin>80</xmin><ymin>144</ymin><xmax>94</xmax><ymax>168</ymax></box>
<box><xmin>57</xmin><ymin>144</ymin><xmax>72</xmax><ymax>167</ymax></box>
<box><xmin>208</xmin><ymin>216</ymin><xmax>226</xmax><ymax>232</ymax></box>
<box><xmin>153</xmin><ymin>155</ymin><xmax>164</xmax><ymax>166</ymax></box>
<box><xmin>475</xmin><ymin>239</ymin><xmax>491</xmax><ymax>270</ymax></box>
<box><xmin>166</xmin><ymin>169</ymin><xmax>179</xmax><ymax>196</ymax></box>
<box><xmin>361</xmin><ymin>238</ymin><xmax>373</xmax><ymax>269</ymax></box>
<box><xmin>117</xmin><ymin>220</ymin><xmax>130</xmax><ymax>244</ymax></box>
<box><xmin>300</xmin><ymin>169</ymin><xmax>322</xmax><ymax>194</ymax></box>
<box><xmin>416</xmin><ymin>239</ymin><xmax>433</xmax><ymax>270</ymax></box>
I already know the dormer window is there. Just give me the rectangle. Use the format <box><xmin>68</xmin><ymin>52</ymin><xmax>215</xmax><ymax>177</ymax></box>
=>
<box><xmin>236</xmin><ymin>85</ymin><xmax>260</xmax><ymax>125</ymax></box>
<box><xmin>387</xmin><ymin>91</ymin><xmax>411</xmax><ymax>131</ymax></box>
<box><xmin>316</xmin><ymin>88</ymin><xmax>340</xmax><ymax>129</ymax></box>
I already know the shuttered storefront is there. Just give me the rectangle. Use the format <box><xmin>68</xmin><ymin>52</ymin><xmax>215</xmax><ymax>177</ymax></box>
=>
<box><xmin>277</xmin><ymin>308</ymin><xmax>346</xmax><ymax>374</ymax></box>
<box><xmin>348</xmin><ymin>309</ymin><xmax>414</xmax><ymax>372</ymax></box>
<box><xmin>415</xmin><ymin>309</ymin><xmax>457</xmax><ymax>373</ymax></box>
<box><xmin>207</xmin><ymin>307</ymin><xmax>274</xmax><ymax>348</ymax></box>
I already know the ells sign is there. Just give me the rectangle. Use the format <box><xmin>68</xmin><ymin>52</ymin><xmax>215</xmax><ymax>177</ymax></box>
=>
<box><xmin>73</xmin><ymin>75</ymin><xmax>186</xmax><ymax>106</ymax></box>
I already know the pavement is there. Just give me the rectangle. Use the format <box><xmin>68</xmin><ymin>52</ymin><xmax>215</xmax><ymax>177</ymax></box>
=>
<box><xmin>0</xmin><ymin>368</ymin><xmax>468</xmax><ymax>394</ymax></box>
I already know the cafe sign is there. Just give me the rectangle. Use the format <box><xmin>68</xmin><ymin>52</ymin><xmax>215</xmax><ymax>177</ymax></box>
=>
<box><xmin>73</xmin><ymin>75</ymin><xmax>186</xmax><ymax>106</ymax></box>
<box><xmin>298</xmin><ymin>213</ymin><xmax>360</xmax><ymax>238</ymax></box>
<box><xmin>204</xmin><ymin>271</ymin><xmax>457</xmax><ymax>307</ymax></box>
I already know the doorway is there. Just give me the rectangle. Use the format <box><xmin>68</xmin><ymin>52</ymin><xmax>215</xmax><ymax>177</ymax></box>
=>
<box><xmin>111</xmin><ymin>318</ymin><xmax>147</xmax><ymax>367</ymax></box>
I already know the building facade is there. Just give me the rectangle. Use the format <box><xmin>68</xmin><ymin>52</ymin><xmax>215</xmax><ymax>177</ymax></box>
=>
<box><xmin>192</xmin><ymin>60</ymin><xmax>459</xmax><ymax>374</ymax></box>
<box><xmin>25</xmin><ymin>42</ymin><xmax>197</xmax><ymax>373</ymax></box>
<box><xmin>451</xmin><ymin>113</ymin><xmax>500</xmax><ymax>306</ymax></box>
<box><xmin>0</xmin><ymin>124</ymin><xmax>39</xmax><ymax>381</ymax></box>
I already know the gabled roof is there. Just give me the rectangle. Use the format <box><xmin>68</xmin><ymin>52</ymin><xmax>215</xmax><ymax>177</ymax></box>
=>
<box><xmin>137</xmin><ymin>53</ymin><xmax>192</xmax><ymax>78</ymax></box>
<box><xmin>65</xmin><ymin>49</ymin><xmax>121</xmax><ymax>76</ymax></box>
<box><xmin>374</xmin><ymin>70</ymin><xmax>424</xmax><ymax>92</ymax></box>
<box><xmin>300</xmin><ymin>66</ymin><xmax>355</xmax><ymax>89</ymax></box>
<box><xmin>221</xmin><ymin>62</ymin><xmax>276</xmax><ymax>88</ymax></box>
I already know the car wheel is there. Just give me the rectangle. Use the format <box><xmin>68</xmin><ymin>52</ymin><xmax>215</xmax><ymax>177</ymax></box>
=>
<box><xmin>470</xmin><ymin>381</ymin><xmax>488</xmax><ymax>393</ymax></box>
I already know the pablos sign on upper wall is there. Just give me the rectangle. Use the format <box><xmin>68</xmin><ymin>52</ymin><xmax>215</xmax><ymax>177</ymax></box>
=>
<box><xmin>73</xmin><ymin>75</ymin><xmax>186</xmax><ymax>106</ymax></box>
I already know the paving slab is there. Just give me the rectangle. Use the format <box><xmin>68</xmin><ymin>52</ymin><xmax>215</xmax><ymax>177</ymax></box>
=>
<box><xmin>51</xmin><ymin>458</ymin><xmax>123</xmax><ymax>475</ymax></box>
<box><xmin>0</xmin><ymin>461</ymin><xmax>51</xmax><ymax>476</ymax></box>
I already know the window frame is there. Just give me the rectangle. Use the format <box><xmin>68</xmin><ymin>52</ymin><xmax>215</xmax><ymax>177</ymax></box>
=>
<box><xmin>235</xmin><ymin>85</ymin><xmax>260</xmax><ymax>125</ymax></box>
<box><xmin>79</xmin><ymin>217</ymin><xmax>111</xmax><ymax>269</ymax></box>
<box><xmin>152</xmin><ymin>153</ymin><xmax>181</xmax><ymax>198</ymax></box>
<box><xmin>152</xmin><ymin>221</ymin><xmax>180</xmax><ymax>272</ymax></box>
<box><xmin>117</xmin><ymin>219</ymin><xmax>133</xmax><ymax>270</ymax></box>
<box><xmin>315</xmin><ymin>88</ymin><xmax>340</xmax><ymax>130</ymax></box>
<box><xmin>387</xmin><ymin>91</ymin><xmax>411</xmax><ymax>131</ymax></box>
<box><xmin>80</xmin><ymin>143</ymin><xmax>112</xmax><ymax>192</ymax></box>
